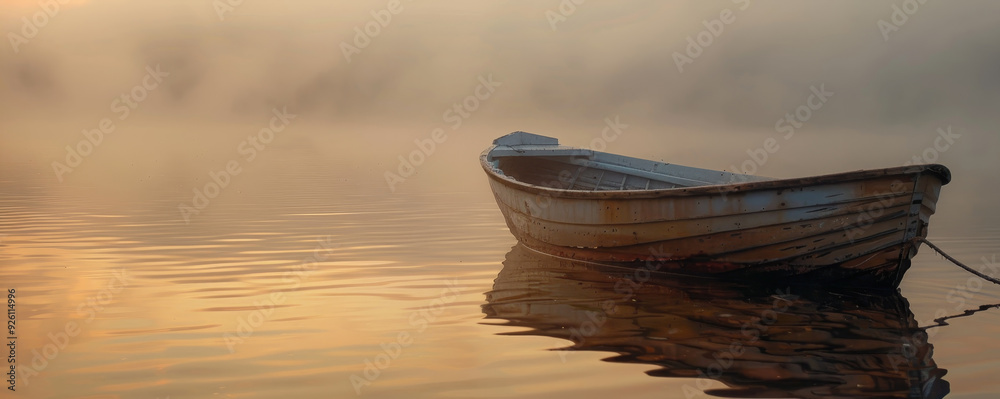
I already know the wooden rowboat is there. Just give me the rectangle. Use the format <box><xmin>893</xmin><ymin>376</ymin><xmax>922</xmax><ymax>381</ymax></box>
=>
<box><xmin>481</xmin><ymin>132</ymin><xmax>951</xmax><ymax>287</ymax></box>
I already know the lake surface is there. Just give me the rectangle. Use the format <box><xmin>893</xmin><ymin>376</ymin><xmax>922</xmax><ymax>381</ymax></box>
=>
<box><xmin>2</xmin><ymin>154</ymin><xmax>1000</xmax><ymax>399</ymax></box>
<box><xmin>4</xmin><ymin>0</ymin><xmax>1000</xmax><ymax>397</ymax></box>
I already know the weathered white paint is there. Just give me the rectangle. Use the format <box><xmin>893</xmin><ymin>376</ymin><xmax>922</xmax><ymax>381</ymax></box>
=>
<box><xmin>481</xmin><ymin>131</ymin><xmax>952</xmax><ymax>287</ymax></box>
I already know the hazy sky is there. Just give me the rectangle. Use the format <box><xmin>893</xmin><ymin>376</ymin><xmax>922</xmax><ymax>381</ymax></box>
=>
<box><xmin>4</xmin><ymin>1</ymin><xmax>998</xmax><ymax>122</ymax></box>
<box><xmin>2</xmin><ymin>0</ymin><xmax>998</xmax><ymax>217</ymax></box>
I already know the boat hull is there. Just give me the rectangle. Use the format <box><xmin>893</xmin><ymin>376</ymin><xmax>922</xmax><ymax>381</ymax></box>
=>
<box><xmin>482</xmin><ymin>136</ymin><xmax>950</xmax><ymax>287</ymax></box>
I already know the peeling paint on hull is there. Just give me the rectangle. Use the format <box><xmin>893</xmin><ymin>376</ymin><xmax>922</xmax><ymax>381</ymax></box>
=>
<box><xmin>482</xmin><ymin>132</ymin><xmax>951</xmax><ymax>287</ymax></box>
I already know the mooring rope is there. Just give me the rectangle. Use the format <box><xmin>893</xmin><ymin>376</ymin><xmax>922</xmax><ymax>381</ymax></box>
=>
<box><xmin>925</xmin><ymin>303</ymin><xmax>1000</xmax><ymax>330</ymax></box>
<box><xmin>915</xmin><ymin>237</ymin><xmax>1000</xmax><ymax>286</ymax></box>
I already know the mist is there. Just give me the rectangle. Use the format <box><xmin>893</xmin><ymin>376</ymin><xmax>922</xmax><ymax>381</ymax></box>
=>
<box><xmin>2</xmin><ymin>0</ymin><xmax>998</xmax><ymax>222</ymax></box>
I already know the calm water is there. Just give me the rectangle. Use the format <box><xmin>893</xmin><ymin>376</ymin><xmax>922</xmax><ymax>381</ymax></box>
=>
<box><xmin>2</xmin><ymin>155</ymin><xmax>1000</xmax><ymax>399</ymax></box>
<box><xmin>4</xmin><ymin>0</ymin><xmax>999</xmax><ymax>397</ymax></box>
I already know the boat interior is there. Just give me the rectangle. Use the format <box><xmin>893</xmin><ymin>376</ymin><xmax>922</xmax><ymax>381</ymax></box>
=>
<box><xmin>495</xmin><ymin>155</ymin><xmax>678</xmax><ymax>190</ymax></box>
<box><xmin>489</xmin><ymin>148</ymin><xmax>771</xmax><ymax>192</ymax></box>
<box><xmin>486</xmin><ymin>131</ymin><xmax>770</xmax><ymax>192</ymax></box>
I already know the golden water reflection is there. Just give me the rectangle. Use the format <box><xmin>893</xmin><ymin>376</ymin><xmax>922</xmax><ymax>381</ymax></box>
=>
<box><xmin>484</xmin><ymin>244</ymin><xmax>950</xmax><ymax>398</ymax></box>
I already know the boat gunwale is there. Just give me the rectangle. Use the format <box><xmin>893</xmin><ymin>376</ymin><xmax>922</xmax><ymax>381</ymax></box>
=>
<box><xmin>480</xmin><ymin>145</ymin><xmax>952</xmax><ymax>200</ymax></box>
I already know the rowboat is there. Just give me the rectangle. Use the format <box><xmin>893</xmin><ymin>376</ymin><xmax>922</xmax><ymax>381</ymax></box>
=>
<box><xmin>482</xmin><ymin>244</ymin><xmax>950</xmax><ymax>398</ymax></box>
<box><xmin>481</xmin><ymin>132</ymin><xmax>951</xmax><ymax>287</ymax></box>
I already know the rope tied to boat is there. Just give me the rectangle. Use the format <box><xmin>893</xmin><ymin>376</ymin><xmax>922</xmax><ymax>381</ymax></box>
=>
<box><xmin>915</xmin><ymin>237</ymin><xmax>1000</xmax><ymax>286</ymax></box>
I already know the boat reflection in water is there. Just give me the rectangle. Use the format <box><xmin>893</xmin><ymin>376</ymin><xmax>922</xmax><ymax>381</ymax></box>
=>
<box><xmin>482</xmin><ymin>244</ymin><xmax>950</xmax><ymax>398</ymax></box>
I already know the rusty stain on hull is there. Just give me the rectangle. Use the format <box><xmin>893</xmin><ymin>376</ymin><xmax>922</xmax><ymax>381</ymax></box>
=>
<box><xmin>482</xmin><ymin>132</ymin><xmax>951</xmax><ymax>287</ymax></box>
